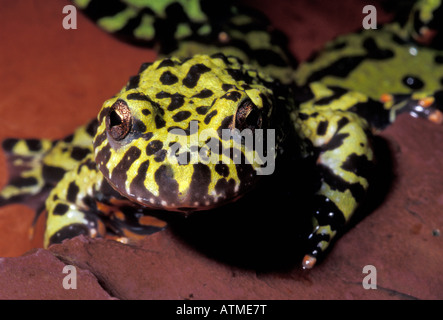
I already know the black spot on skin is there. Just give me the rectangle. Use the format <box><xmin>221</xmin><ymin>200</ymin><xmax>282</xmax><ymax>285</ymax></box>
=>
<box><xmin>215</xmin><ymin>178</ymin><xmax>236</xmax><ymax>198</ymax></box>
<box><xmin>402</xmin><ymin>75</ymin><xmax>424</xmax><ymax>90</ymax></box>
<box><xmin>155</xmin><ymin>165</ymin><xmax>179</xmax><ymax>204</ymax></box>
<box><xmin>298</xmin><ymin>113</ymin><xmax>309</xmax><ymax>120</ymax></box>
<box><xmin>95</xmin><ymin>144</ymin><xmax>112</xmax><ymax>178</ymax></box>
<box><xmin>307</xmin><ymin>56</ymin><xmax>366</xmax><ymax>83</ymax></box>
<box><xmin>318</xmin><ymin>163</ymin><xmax>366</xmax><ymax>204</ymax></box>
<box><xmin>141</xmin><ymin>132</ymin><xmax>153</xmax><ymax>141</ymax></box>
<box><xmin>146</xmin><ymin>140</ymin><xmax>164</xmax><ymax>156</ymax></box>
<box><xmin>48</xmin><ymin>223</ymin><xmax>90</xmax><ymax>245</ymax></box>
<box><xmin>362</xmin><ymin>37</ymin><xmax>394</xmax><ymax>59</ymax></box>
<box><xmin>93</xmin><ymin>131</ymin><xmax>107</xmax><ymax>149</ymax></box>
<box><xmin>86</xmin><ymin>119</ymin><xmax>98</xmax><ymax>137</ymax></box>
<box><xmin>322</xmin><ymin>133</ymin><xmax>350</xmax><ymax>151</ymax></box>
<box><xmin>129</xmin><ymin>159</ymin><xmax>150</xmax><ymax>197</ymax></box>
<box><xmin>222</xmin><ymin>84</ymin><xmax>235</xmax><ymax>91</ymax></box>
<box><xmin>25</xmin><ymin>139</ymin><xmax>42</xmax><ymax>151</ymax></box>
<box><xmin>187</xmin><ymin>163</ymin><xmax>212</xmax><ymax>204</ymax></box>
<box><xmin>156</xmin><ymin>58</ymin><xmax>176</xmax><ymax>69</ymax></box>
<box><xmin>336</xmin><ymin>117</ymin><xmax>350</xmax><ymax>130</ymax></box>
<box><xmin>138</xmin><ymin>62</ymin><xmax>152</xmax><ymax>73</ymax></box>
<box><xmin>196</xmin><ymin>106</ymin><xmax>209</xmax><ymax>115</ymax></box>
<box><xmin>226</xmin><ymin>68</ymin><xmax>253</xmax><ymax>83</ymax></box>
<box><xmin>160</xmin><ymin>71</ymin><xmax>179</xmax><ymax>85</ymax></box>
<box><xmin>192</xmin><ymin>89</ymin><xmax>213</xmax><ymax>98</ymax></box>
<box><xmin>155</xmin><ymin>115</ymin><xmax>166</xmax><ymax>129</ymax></box>
<box><xmin>127</xmin><ymin>92</ymin><xmax>146</xmax><ymax>101</ymax></box>
<box><xmin>168</xmin><ymin>93</ymin><xmax>185</xmax><ymax>111</ymax></box>
<box><xmin>71</xmin><ymin>147</ymin><xmax>90</xmax><ymax>161</ymax></box>
<box><xmin>2</xmin><ymin>138</ymin><xmax>18</xmax><ymax>152</ymax></box>
<box><xmin>435</xmin><ymin>55</ymin><xmax>443</xmax><ymax>64</ymax></box>
<box><xmin>126</xmin><ymin>75</ymin><xmax>140</xmax><ymax>90</ymax></box>
<box><xmin>313</xmin><ymin>194</ymin><xmax>346</xmax><ymax>231</ymax></box>
<box><xmin>222</xmin><ymin>91</ymin><xmax>242</xmax><ymax>102</ymax></box>
<box><xmin>142</xmin><ymin>109</ymin><xmax>151</xmax><ymax>116</ymax></box>
<box><xmin>156</xmin><ymin>91</ymin><xmax>170</xmax><ymax>99</ymax></box>
<box><xmin>218</xmin><ymin>115</ymin><xmax>234</xmax><ymax>139</ymax></box>
<box><xmin>53</xmin><ymin>203</ymin><xmax>69</xmax><ymax>215</ymax></box>
<box><xmin>210</xmin><ymin>52</ymin><xmax>231</xmax><ymax>65</ymax></box>
<box><xmin>315</xmin><ymin>86</ymin><xmax>348</xmax><ymax>105</ymax></box>
<box><xmin>81</xmin><ymin>0</ymin><xmax>126</xmax><ymax>21</ymax></box>
<box><xmin>98</xmin><ymin>106</ymin><xmax>110</xmax><ymax>123</ymax></box>
<box><xmin>316</xmin><ymin>121</ymin><xmax>328</xmax><ymax>136</ymax></box>
<box><xmin>111</xmin><ymin>146</ymin><xmax>142</xmax><ymax>190</ymax></box>
<box><xmin>182</xmin><ymin>63</ymin><xmax>211</xmax><ymax>88</ymax></box>
<box><xmin>133</xmin><ymin>118</ymin><xmax>147</xmax><ymax>134</ymax></box>
<box><xmin>215</xmin><ymin>163</ymin><xmax>229</xmax><ymax>177</ymax></box>
<box><xmin>172</xmin><ymin>111</ymin><xmax>192</xmax><ymax>122</ymax></box>
<box><xmin>62</xmin><ymin>134</ymin><xmax>74</xmax><ymax>143</ymax></box>
<box><xmin>67</xmin><ymin>182</ymin><xmax>79</xmax><ymax>203</ymax></box>
<box><xmin>154</xmin><ymin>149</ymin><xmax>167</xmax><ymax>162</ymax></box>
<box><xmin>341</xmin><ymin>153</ymin><xmax>374</xmax><ymax>183</ymax></box>
<box><xmin>204</xmin><ymin>110</ymin><xmax>217</xmax><ymax>124</ymax></box>
<box><xmin>42</xmin><ymin>164</ymin><xmax>67</xmax><ymax>184</ymax></box>
<box><xmin>9</xmin><ymin>176</ymin><xmax>38</xmax><ymax>188</ymax></box>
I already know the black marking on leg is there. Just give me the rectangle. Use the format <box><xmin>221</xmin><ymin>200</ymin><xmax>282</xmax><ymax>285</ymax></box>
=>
<box><xmin>25</xmin><ymin>139</ymin><xmax>42</xmax><ymax>152</ymax></box>
<box><xmin>53</xmin><ymin>203</ymin><xmax>69</xmax><ymax>215</ymax></box>
<box><xmin>318</xmin><ymin>164</ymin><xmax>366</xmax><ymax>204</ymax></box>
<box><xmin>2</xmin><ymin>138</ymin><xmax>19</xmax><ymax>153</ymax></box>
<box><xmin>71</xmin><ymin>147</ymin><xmax>90</xmax><ymax>161</ymax></box>
<box><xmin>48</xmin><ymin>223</ymin><xmax>91</xmax><ymax>245</ymax></box>
<box><xmin>316</xmin><ymin>121</ymin><xmax>328</xmax><ymax>136</ymax></box>
<box><xmin>341</xmin><ymin>153</ymin><xmax>374</xmax><ymax>183</ymax></box>
<box><xmin>67</xmin><ymin>182</ymin><xmax>80</xmax><ymax>203</ymax></box>
<box><xmin>42</xmin><ymin>164</ymin><xmax>67</xmax><ymax>183</ymax></box>
<box><xmin>8</xmin><ymin>176</ymin><xmax>38</xmax><ymax>188</ymax></box>
<box><xmin>313</xmin><ymin>194</ymin><xmax>346</xmax><ymax>231</ymax></box>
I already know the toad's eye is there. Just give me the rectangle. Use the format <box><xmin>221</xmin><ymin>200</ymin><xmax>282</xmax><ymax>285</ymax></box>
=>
<box><xmin>106</xmin><ymin>99</ymin><xmax>132</xmax><ymax>141</ymax></box>
<box><xmin>235</xmin><ymin>99</ymin><xmax>262</xmax><ymax>131</ymax></box>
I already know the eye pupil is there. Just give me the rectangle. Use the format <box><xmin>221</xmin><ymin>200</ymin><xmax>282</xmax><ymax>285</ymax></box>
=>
<box><xmin>106</xmin><ymin>100</ymin><xmax>132</xmax><ymax>141</ymax></box>
<box><xmin>109</xmin><ymin>110</ymin><xmax>123</xmax><ymax>127</ymax></box>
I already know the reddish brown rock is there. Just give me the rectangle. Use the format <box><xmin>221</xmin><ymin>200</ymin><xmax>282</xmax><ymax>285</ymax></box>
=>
<box><xmin>0</xmin><ymin>248</ymin><xmax>113</xmax><ymax>299</ymax></box>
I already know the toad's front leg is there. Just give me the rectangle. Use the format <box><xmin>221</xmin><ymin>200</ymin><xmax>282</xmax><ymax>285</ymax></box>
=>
<box><xmin>44</xmin><ymin>154</ymin><xmax>166</xmax><ymax>247</ymax></box>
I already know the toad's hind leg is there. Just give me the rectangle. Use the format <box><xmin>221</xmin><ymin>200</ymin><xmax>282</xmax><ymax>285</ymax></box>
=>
<box><xmin>298</xmin><ymin>108</ymin><xmax>375</xmax><ymax>269</ymax></box>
